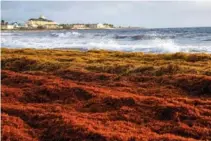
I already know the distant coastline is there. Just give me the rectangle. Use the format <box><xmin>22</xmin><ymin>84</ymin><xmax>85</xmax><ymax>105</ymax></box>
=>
<box><xmin>1</xmin><ymin>15</ymin><xmax>144</xmax><ymax>31</ymax></box>
<box><xmin>1</xmin><ymin>27</ymin><xmax>144</xmax><ymax>32</ymax></box>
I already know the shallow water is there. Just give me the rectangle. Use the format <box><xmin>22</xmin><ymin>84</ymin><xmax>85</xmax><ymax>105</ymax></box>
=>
<box><xmin>2</xmin><ymin>27</ymin><xmax>211</xmax><ymax>53</ymax></box>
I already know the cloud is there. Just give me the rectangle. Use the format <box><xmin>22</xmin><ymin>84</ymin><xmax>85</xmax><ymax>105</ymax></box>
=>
<box><xmin>1</xmin><ymin>1</ymin><xmax>211</xmax><ymax>28</ymax></box>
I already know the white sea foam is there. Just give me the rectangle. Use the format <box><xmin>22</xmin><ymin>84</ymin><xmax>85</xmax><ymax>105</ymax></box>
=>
<box><xmin>50</xmin><ymin>31</ymin><xmax>81</xmax><ymax>38</ymax></box>
<box><xmin>1</xmin><ymin>33</ymin><xmax>12</xmax><ymax>36</ymax></box>
<box><xmin>2</xmin><ymin>36</ymin><xmax>210</xmax><ymax>53</ymax></box>
<box><xmin>1</xmin><ymin>30</ymin><xmax>211</xmax><ymax>53</ymax></box>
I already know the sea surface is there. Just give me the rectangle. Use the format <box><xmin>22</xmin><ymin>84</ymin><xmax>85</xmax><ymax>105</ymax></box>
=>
<box><xmin>2</xmin><ymin>27</ymin><xmax>211</xmax><ymax>53</ymax></box>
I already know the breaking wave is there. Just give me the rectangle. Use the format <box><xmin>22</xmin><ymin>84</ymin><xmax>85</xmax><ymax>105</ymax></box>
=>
<box><xmin>2</xmin><ymin>27</ymin><xmax>211</xmax><ymax>53</ymax></box>
<box><xmin>50</xmin><ymin>31</ymin><xmax>82</xmax><ymax>38</ymax></box>
<box><xmin>1</xmin><ymin>37</ymin><xmax>210</xmax><ymax>53</ymax></box>
<box><xmin>114</xmin><ymin>34</ymin><xmax>176</xmax><ymax>40</ymax></box>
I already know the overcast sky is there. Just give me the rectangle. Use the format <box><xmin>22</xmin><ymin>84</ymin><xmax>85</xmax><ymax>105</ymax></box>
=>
<box><xmin>1</xmin><ymin>1</ymin><xmax>211</xmax><ymax>28</ymax></box>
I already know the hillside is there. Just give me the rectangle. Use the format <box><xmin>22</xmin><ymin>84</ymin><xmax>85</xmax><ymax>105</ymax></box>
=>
<box><xmin>1</xmin><ymin>48</ymin><xmax>211</xmax><ymax>141</ymax></box>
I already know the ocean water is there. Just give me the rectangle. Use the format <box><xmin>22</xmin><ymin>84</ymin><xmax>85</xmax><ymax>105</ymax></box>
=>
<box><xmin>1</xmin><ymin>27</ymin><xmax>211</xmax><ymax>53</ymax></box>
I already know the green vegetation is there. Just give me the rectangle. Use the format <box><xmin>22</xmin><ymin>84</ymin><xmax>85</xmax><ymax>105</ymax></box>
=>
<box><xmin>103</xmin><ymin>23</ymin><xmax>114</xmax><ymax>28</ymax></box>
<box><xmin>59</xmin><ymin>24</ymin><xmax>73</xmax><ymax>29</ymax></box>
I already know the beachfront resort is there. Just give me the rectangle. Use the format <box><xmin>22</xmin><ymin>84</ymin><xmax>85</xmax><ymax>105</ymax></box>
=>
<box><xmin>1</xmin><ymin>15</ymin><xmax>115</xmax><ymax>30</ymax></box>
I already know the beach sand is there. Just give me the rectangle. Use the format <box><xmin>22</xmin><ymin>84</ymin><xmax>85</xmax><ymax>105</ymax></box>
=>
<box><xmin>1</xmin><ymin>48</ymin><xmax>211</xmax><ymax>140</ymax></box>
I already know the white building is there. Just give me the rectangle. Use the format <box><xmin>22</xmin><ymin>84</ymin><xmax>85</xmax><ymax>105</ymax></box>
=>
<box><xmin>97</xmin><ymin>23</ymin><xmax>105</xmax><ymax>29</ymax></box>
<box><xmin>1</xmin><ymin>25</ymin><xmax>14</xmax><ymax>30</ymax></box>
<box><xmin>27</xmin><ymin>15</ymin><xmax>58</xmax><ymax>29</ymax></box>
<box><xmin>12</xmin><ymin>22</ymin><xmax>20</xmax><ymax>28</ymax></box>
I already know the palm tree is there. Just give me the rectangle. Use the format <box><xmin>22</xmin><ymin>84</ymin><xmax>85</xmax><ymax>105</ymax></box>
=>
<box><xmin>1</xmin><ymin>20</ymin><xmax>5</xmax><ymax>25</ymax></box>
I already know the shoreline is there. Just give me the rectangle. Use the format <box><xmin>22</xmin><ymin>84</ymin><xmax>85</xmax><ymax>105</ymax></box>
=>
<box><xmin>1</xmin><ymin>47</ymin><xmax>210</xmax><ymax>55</ymax></box>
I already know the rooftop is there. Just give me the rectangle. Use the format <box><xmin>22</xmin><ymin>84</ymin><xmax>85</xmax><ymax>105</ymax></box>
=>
<box><xmin>29</xmin><ymin>15</ymin><xmax>53</xmax><ymax>22</ymax></box>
